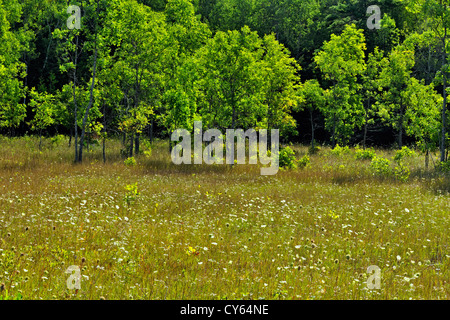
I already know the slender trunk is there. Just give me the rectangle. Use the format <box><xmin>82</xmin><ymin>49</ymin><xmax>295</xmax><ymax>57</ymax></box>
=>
<box><xmin>129</xmin><ymin>133</ymin><xmax>134</xmax><ymax>158</ymax></box>
<box><xmin>398</xmin><ymin>106</ymin><xmax>403</xmax><ymax>149</ymax></box>
<box><xmin>149</xmin><ymin>118</ymin><xmax>153</xmax><ymax>143</ymax></box>
<box><xmin>425</xmin><ymin>147</ymin><xmax>429</xmax><ymax>169</ymax></box>
<box><xmin>441</xmin><ymin>25</ymin><xmax>448</xmax><ymax>162</ymax></box>
<box><xmin>363</xmin><ymin>97</ymin><xmax>370</xmax><ymax>150</ymax></box>
<box><xmin>331</xmin><ymin>113</ymin><xmax>336</xmax><ymax>149</ymax></box>
<box><xmin>103</xmin><ymin>137</ymin><xmax>106</xmax><ymax>163</ymax></box>
<box><xmin>441</xmin><ymin>73</ymin><xmax>447</xmax><ymax>162</ymax></box>
<box><xmin>78</xmin><ymin>33</ymin><xmax>98</xmax><ymax>163</ymax></box>
<box><xmin>103</xmin><ymin>103</ymin><xmax>106</xmax><ymax>163</ymax></box>
<box><xmin>135</xmin><ymin>133</ymin><xmax>140</xmax><ymax>155</ymax></box>
<box><xmin>309</xmin><ymin>109</ymin><xmax>315</xmax><ymax>150</ymax></box>
<box><xmin>73</xmin><ymin>35</ymin><xmax>79</xmax><ymax>163</ymax></box>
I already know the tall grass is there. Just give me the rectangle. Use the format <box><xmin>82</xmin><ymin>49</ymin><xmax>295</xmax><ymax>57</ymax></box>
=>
<box><xmin>0</xmin><ymin>135</ymin><xmax>448</xmax><ymax>300</ymax></box>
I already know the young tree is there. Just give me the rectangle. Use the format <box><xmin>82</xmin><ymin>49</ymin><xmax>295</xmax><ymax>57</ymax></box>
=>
<box><xmin>361</xmin><ymin>47</ymin><xmax>385</xmax><ymax>149</ymax></box>
<box><xmin>406</xmin><ymin>0</ymin><xmax>450</xmax><ymax>161</ymax></box>
<box><xmin>0</xmin><ymin>0</ymin><xmax>28</xmax><ymax>135</ymax></box>
<box><xmin>298</xmin><ymin>79</ymin><xmax>326</xmax><ymax>150</ymax></box>
<box><xmin>193</xmin><ymin>26</ymin><xmax>267</xmax><ymax>131</ymax></box>
<box><xmin>104</xmin><ymin>0</ymin><xmax>169</xmax><ymax>156</ymax></box>
<box><xmin>28</xmin><ymin>88</ymin><xmax>56</xmax><ymax>150</ymax></box>
<box><xmin>314</xmin><ymin>24</ymin><xmax>367</xmax><ymax>147</ymax></box>
<box><xmin>403</xmin><ymin>78</ymin><xmax>442</xmax><ymax>168</ymax></box>
<box><xmin>377</xmin><ymin>46</ymin><xmax>415</xmax><ymax>149</ymax></box>
<box><xmin>260</xmin><ymin>33</ymin><xmax>301</xmax><ymax>139</ymax></box>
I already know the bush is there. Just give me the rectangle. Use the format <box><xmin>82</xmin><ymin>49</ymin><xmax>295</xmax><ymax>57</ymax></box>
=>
<box><xmin>394</xmin><ymin>163</ymin><xmax>411</xmax><ymax>182</ymax></box>
<box><xmin>279</xmin><ymin>146</ymin><xmax>297</xmax><ymax>169</ymax></box>
<box><xmin>124</xmin><ymin>157</ymin><xmax>136</xmax><ymax>166</ymax></box>
<box><xmin>393</xmin><ymin>146</ymin><xmax>415</xmax><ymax>163</ymax></box>
<box><xmin>355</xmin><ymin>146</ymin><xmax>376</xmax><ymax>160</ymax></box>
<box><xmin>50</xmin><ymin>134</ymin><xmax>66</xmax><ymax>146</ymax></box>
<box><xmin>436</xmin><ymin>160</ymin><xmax>450</xmax><ymax>173</ymax></box>
<box><xmin>141</xmin><ymin>139</ymin><xmax>152</xmax><ymax>158</ymax></box>
<box><xmin>308</xmin><ymin>142</ymin><xmax>320</xmax><ymax>155</ymax></box>
<box><xmin>370</xmin><ymin>156</ymin><xmax>391</xmax><ymax>177</ymax></box>
<box><xmin>330</xmin><ymin>144</ymin><xmax>350</xmax><ymax>156</ymax></box>
<box><xmin>123</xmin><ymin>183</ymin><xmax>139</xmax><ymax>206</ymax></box>
<box><xmin>297</xmin><ymin>154</ymin><xmax>310</xmax><ymax>169</ymax></box>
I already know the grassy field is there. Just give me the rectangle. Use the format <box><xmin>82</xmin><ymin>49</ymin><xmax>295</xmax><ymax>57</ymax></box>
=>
<box><xmin>0</xmin><ymin>135</ymin><xmax>449</xmax><ymax>300</ymax></box>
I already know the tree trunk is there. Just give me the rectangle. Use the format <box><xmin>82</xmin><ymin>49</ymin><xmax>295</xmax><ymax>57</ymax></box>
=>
<box><xmin>103</xmin><ymin>137</ymin><xmax>106</xmax><ymax>164</ymax></box>
<box><xmin>363</xmin><ymin>97</ymin><xmax>370</xmax><ymax>150</ymax></box>
<box><xmin>78</xmin><ymin>35</ymin><xmax>98</xmax><ymax>163</ymax></box>
<box><xmin>73</xmin><ymin>35</ymin><xmax>79</xmax><ymax>163</ymax></box>
<box><xmin>441</xmin><ymin>74</ymin><xmax>447</xmax><ymax>162</ymax></box>
<box><xmin>331</xmin><ymin>113</ymin><xmax>337</xmax><ymax>149</ymax></box>
<box><xmin>68</xmin><ymin>126</ymin><xmax>72</xmax><ymax>147</ymax></box>
<box><xmin>441</xmin><ymin>26</ymin><xmax>448</xmax><ymax>162</ymax></box>
<box><xmin>149</xmin><ymin>118</ymin><xmax>153</xmax><ymax>143</ymax></box>
<box><xmin>103</xmin><ymin>103</ymin><xmax>106</xmax><ymax>163</ymax></box>
<box><xmin>135</xmin><ymin>133</ymin><xmax>140</xmax><ymax>155</ymax></box>
<box><xmin>309</xmin><ymin>109</ymin><xmax>315</xmax><ymax>150</ymax></box>
<box><xmin>129</xmin><ymin>134</ymin><xmax>134</xmax><ymax>158</ymax></box>
<box><xmin>398</xmin><ymin>102</ymin><xmax>404</xmax><ymax>149</ymax></box>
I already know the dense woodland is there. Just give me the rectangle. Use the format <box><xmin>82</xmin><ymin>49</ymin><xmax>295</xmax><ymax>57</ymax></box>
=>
<box><xmin>0</xmin><ymin>0</ymin><xmax>449</xmax><ymax>164</ymax></box>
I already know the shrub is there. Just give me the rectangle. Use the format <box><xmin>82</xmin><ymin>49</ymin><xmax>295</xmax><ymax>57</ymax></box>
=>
<box><xmin>355</xmin><ymin>146</ymin><xmax>376</xmax><ymax>160</ymax></box>
<box><xmin>279</xmin><ymin>146</ymin><xmax>297</xmax><ymax>169</ymax></box>
<box><xmin>124</xmin><ymin>157</ymin><xmax>136</xmax><ymax>166</ymax></box>
<box><xmin>394</xmin><ymin>163</ymin><xmax>411</xmax><ymax>182</ymax></box>
<box><xmin>123</xmin><ymin>183</ymin><xmax>139</xmax><ymax>206</ymax></box>
<box><xmin>308</xmin><ymin>142</ymin><xmax>320</xmax><ymax>155</ymax></box>
<box><xmin>370</xmin><ymin>156</ymin><xmax>391</xmax><ymax>177</ymax></box>
<box><xmin>50</xmin><ymin>134</ymin><xmax>66</xmax><ymax>146</ymax></box>
<box><xmin>297</xmin><ymin>154</ymin><xmax>311</xmax><ymax>169</ymax></box>
<box><xmin>436</xmin><ymin>160</ymin><xmax>450</xmax><ymax>173</ymax></box>
<box><xmin>141</xmin><ymin>139</ymin><xmax>152</xmax><ymax>158</ymax></box>
<box><xmin>393</xmin><ymin>146</ymin><xmax>415</xmax><ymax>163</ymax></box>
<box><xmin>330</xmin><ymin>144</ymin><xmax>350</xmax><ymax>156</ymax></box>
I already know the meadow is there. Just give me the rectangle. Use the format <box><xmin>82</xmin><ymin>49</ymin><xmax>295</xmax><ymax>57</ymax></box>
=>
<box><xmin>0</xmin><ymin>135</ymin><xmax>448</xmax><ymax>300</ymax></box>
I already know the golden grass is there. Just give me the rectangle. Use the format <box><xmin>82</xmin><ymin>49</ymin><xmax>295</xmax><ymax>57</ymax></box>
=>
<box><xmin>0</xmin><ymin>135</ymin><xmax>448</xmax><ymax>300</ymax></box>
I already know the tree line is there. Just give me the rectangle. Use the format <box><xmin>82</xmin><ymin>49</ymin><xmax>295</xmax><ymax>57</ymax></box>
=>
<box><xmin>0</xmin><ymin>0</ymin><xmax>449</xmax><ymax>164</ymax></box>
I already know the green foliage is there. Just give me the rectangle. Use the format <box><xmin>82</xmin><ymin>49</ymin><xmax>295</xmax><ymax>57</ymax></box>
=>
<box><xmin>141</xmin><ymin>139</ymin><xmax>153</xmax><ymax>158</ymax></box>
<box><xmin>355</xmin><ymin>146</ymin><xmax>376</xmax><ymax>160</ymax></box>
<box><xmin>28</xmin><ymin>88</ymin><xmax>57</xmax><ymax>132</ymax></box>
<box><xmin>50</xmin><ymin>134</ymin><xmax>66</xmax><ymax>146</ymax></box>
<box><xmin>330</xmin><ymin>144</ymin><xmax>350</xmax><ymax>156</ymax></box>
<box><xmin>297</xmin><ymin>154</ymin><xmax>310</xmax><ymax>169</ymax></box>
<box><xmin>123</xmin><ymin>182</ymin><xmax>139</xmax><ymax>206</ymax></box>
<box><xmin>370</xmin><ymin>156</ymin><xmax>392</xmax><ymax>177</ymax></box>
<box><xmin>393</xmin><ymin>146</ymin><xmax>415</xmax><ymax>163</ymax></box>
<box><xmin>314</xmin><ymin>24</ymin><xmax>366</xmax><ymax>146</ymax></box>
<box><xmin>393</xmin><ymin>162</ymin><xmax>411</xmax><ymax>182</ymax></box>
<box><xmin>279</xmin><ymin>146</ymin><xmax>297</xmax><ymax>169</ymax></box>
<box><xmin>124</xmin><ymin>157</ymin><xmax>137</xmax><ymax>166</ymax></box>
<box><xmin>436</xmin><ymin>161</ymin><xmax>450</xmax><ymax>173</ymax></box>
